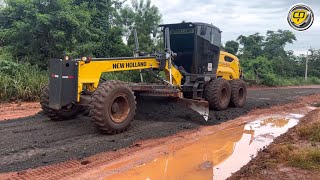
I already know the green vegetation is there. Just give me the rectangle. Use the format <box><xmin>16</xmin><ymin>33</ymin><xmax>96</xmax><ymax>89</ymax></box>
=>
<box><xmin>289</xmin><ymin>148</ymin><xmax>320</xmax><ymax>170</ymax></box>
<box><xmin>0</xmin><ymin>0</ymin><xmax>319</xmax><ymax>101</ymax></box>
<box><xmin>272</xmin><ymin>142</ymin><xmax>320</xmax><ymax>170</ymax></box>
<box><xmin>225</xmin><ymin>30</ymin><xmax>320</xmax><ymax>86</ymax></box>
<box><xmin>0</xmin><ymin>0</ymin><xmax>161</xmax><ymax>68</ymax></box>
<box><xmin>0</xmin><ymin>53</ymin><xmax>47</xmax><ymax>101</ymax></box>
<box><xmin>0</xmin><ymin>0</ymin><xmax>161</xmax><ymax>101</ymax></box>
<box><xmin>298</xmin><ymin>122</ymin><xmax>320</xmax><ymax>143</ymax></box>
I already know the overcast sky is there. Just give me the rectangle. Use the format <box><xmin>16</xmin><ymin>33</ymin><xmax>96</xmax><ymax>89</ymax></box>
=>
<box><xmin>150</xmin><ymin>0</ymin><xmax>320</xmax><ymax>55</ymax></box>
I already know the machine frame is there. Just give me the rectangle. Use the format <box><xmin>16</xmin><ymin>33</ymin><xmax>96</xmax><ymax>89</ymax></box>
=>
<box><xmin>42</xmin><ymin>22</ymin><xmax>246</xmax><ymax>134</ymax></box>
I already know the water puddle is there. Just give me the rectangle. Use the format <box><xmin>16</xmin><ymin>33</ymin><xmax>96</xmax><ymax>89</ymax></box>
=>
<box><xmin>101</xmin><ymin>109</ymin><xmax>313</xmax><ymax>180</ymax></box>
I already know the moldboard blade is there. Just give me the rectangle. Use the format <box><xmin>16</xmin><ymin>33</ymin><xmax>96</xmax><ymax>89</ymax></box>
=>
<box><xmin>176</xmin><ymin>98</ymin><xmax>209</xmax><ymax>121</ymax></box>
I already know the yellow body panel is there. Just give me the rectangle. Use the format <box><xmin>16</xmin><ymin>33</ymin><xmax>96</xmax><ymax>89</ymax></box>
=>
<box><xmin>76</xmin><ymin>51</ymin><xmax>241</xmax><ymax>101</ymax></box>
<box><xmin>217</xmin><ymin>51</ymin><xmax>241</xmax><ymax>80</ymax></box>
<box><xmin>77</xmin><ymin>57</ymin><xmax>183</xmax><ymax>101</ymax></box>
<box><xmin>164</xmin><ymin>61</ymin><xmax>183</xmax><ymax>86</ymax></box>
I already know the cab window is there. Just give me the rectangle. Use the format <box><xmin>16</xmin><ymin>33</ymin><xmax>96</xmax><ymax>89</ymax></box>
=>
<box><xmin>224</xmin><ymin>56</ymin><xmax>234</xmax><ymax>62</ymax></box>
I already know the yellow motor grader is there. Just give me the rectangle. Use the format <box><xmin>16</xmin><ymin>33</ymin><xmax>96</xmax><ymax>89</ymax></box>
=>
<box><xmin>40</xmin><ymin>22</ymin><xmax>247</xmax><ymax>134</ymax></box>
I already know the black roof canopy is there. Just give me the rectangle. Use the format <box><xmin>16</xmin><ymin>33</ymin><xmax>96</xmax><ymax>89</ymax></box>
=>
<box><xmin>159</xmin><ymin>22</ymin><xmax>222</xmax><ymax>33</ymax></box>
<box><xmin>160</xmin><ymin>22</ymin><xmax>222</xmax><ymax>49</ymax></box>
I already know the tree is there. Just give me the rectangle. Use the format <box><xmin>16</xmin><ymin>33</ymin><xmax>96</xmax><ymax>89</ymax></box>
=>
<box><xmin>0</xmin><ymin>0</ymin><xmax>133</xmax><ymax>68</ymax></box>
<box><xmin>263</xmin><ymin>30</ymin><xmax>296</xmax><ymax>59</ymax></box>
<box><xmin>237</xmin><ymin>33</ymin><xmax>264</xmax><ymax>59</ymax></box>
<box><xmin>246</xmin><ymin>56</ymin><xmax>274</xmax><ymax>82</ymax></box>
<box><xmin>0</xmin><ymin>0</ymin><xmax>97</xmax><ymax>67</ymax></box>
<box><xmin>119</xmin><ymin>0</ymin><xmax>162</xmax><ymax>52</ymax></box>
<box><xmin>118</xmin><ymin>5</ymin><xmax>135</xmax><ymax>42</ymax></box>
<box><xmin>224</xmin><ymin>40</ymin><xmax>239</xmax><ymax>55</ymax></box>
<box><xmin>65</xmin><ymin>0</ymin><xmax>130</xmax><ymax>58</ymax></box>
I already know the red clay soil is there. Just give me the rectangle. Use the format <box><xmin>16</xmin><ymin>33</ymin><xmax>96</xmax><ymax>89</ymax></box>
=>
<box><xmin>248</xmin><ymin>85</ymin><xmax>320</xmax><ymax>90</ymax></box>
<box><xmin>1</xmin><ymin>94</ymin><xmax>320</xmax><ymax>180</ymax></box>
<box><xmin>0</xmin><ymin>102</ymin><xmax>41</xmax><ymax>121</ymax></box>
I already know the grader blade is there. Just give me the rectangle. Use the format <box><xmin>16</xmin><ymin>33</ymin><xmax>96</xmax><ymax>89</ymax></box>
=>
<box><xmin>176</xmin><ymin>98</ymin><xmax>209</xmax><ymax>121</ymax></box>
<box><xmin>128</xmin><ymin>83</ymin><xmax>209</xmax><ymax>121</ymax></box>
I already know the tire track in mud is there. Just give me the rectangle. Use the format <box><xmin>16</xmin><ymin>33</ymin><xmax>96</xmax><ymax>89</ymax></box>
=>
<box><xmin>0</xmin><ymin>87</ymin><xmax>319</xmax><ymax>173</ymax></box>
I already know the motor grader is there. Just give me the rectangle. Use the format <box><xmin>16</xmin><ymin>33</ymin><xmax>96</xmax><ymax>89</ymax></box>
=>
<box><xmin>40</xmin><ymin>22</ymin><xmax>247</xmax><ymax>134</ymax></box>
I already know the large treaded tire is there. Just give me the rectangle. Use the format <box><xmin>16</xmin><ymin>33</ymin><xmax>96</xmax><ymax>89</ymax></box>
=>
<box><xmin>204</xmin><ymin>78</ymin><xmax>231</xmax><ymax>111</ymax></box>
<box><xmin>89</xmin><ymin>80</ymin><xmax>136</xmax><ymax>134</ymax></box>
<box><xmin>40</xmin><ymin>86</ymin><xmax>80</xmax><ymax>121</ymax></box>
<box><xmin>229</xmin><ymin>79</ymin><xmax>247</xmax><ymax>108</ymax></box>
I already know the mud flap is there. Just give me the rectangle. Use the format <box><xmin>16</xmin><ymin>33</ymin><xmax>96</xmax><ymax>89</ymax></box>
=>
<box><xmin>49</xmin><ymin>59</ymin><xmax>78</xmax><ymax>110</ymax></box>
<box><xmin>176</xmin><ymin>98</ymin><xmax>209</xmax><ymax>121</ymax></box>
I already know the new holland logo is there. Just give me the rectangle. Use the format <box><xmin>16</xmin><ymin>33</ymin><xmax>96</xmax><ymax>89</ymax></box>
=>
<box><xmin>288</xmin><ymin>4</ymin><xmax>314</xmax><ymax>31</ymax></box>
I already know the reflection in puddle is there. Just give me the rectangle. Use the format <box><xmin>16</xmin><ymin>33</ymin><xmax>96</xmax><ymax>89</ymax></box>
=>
<box><xmin>260</xmin><ymin>117</ymin><xmax>289</xmax><ymax>128</ymax></box>
<box><xmin>105</xmin><ymin>115</ymin><xmax>302</xmax><ymax>180</ymax></box>
<box><xmin>214</xmin><ymin>116</ymin><xmax>297</xmax><ymax>180</ymax></box>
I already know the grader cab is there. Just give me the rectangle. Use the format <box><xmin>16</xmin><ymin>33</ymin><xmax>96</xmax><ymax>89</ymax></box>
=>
<box><xmin>40</xmin><ymin>22</ymin><xmax>247</xmax><ymax>134</ymax></box>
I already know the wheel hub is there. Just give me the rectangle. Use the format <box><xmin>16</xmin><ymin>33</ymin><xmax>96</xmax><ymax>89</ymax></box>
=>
<box><xmin>109</xmin><ymin>94</ymin><xmax>130</xmax><ymax>124</ymax></box>
<box><xmin>111</xmin><ymin>103</ymin><xmax>120</xmax><ymax>113</ymax></box>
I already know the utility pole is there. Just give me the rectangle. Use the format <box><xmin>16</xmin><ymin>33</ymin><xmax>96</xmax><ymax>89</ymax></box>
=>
<box><xmin>305</xmin><ymin>50</ymin><xmax>309</xmax><ymax>81</ymax></box>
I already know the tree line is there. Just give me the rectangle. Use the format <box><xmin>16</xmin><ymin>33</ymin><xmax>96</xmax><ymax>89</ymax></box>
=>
<box><xmin>224</xmin><ymin>31</ymin><xmax>320</xmax><ymax>85</ymax></box>
<box><xmin>0</xmin><ymin>0</ymin><xmax>319</xmax><ymax>88</ymax></box>
<box><xmin>0</xmin><ymin>0</ymin><xmax>161</xmax><ymax>68</ymax></box>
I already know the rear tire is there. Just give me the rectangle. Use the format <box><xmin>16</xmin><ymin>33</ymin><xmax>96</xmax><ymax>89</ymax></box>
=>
<box><xmin>204</xmin><ymin>78</ymin><xmax>231</xmax><ymax>110</ymax></box>
<box><xmin>89</xmin><ymin>80</ymin><xmax>136</xmax><ymax>134</ymax></box>
<box><xmin>229</xmin><ymin>79</ymin><xmax>247</xmax><ymax>107</ymax></box>
<box><xmin>40</xmin><ymin>86</ymin><xmax>80</xmax><ymax>121</ymax></box>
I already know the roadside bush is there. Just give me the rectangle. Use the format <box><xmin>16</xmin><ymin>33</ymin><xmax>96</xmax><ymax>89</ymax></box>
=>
<box><xmin>0</xmin><ymin>56</ymin><xmax>48</xmax><ymax>101</ymax></box>
<box><xmin>241</xmin><ymin>55</ymin><xmax>320</xmax><ymax>87</ymax></box>
<box><xmin>309</xmin><ymin>77</ymin><xmax>320</xmax><ymax>85</ymax></box>
<box><xmin>289</xmin><ymin>148</ymin><xmax>320</xmax><ymax>170</ymax></box>
<box><xmin>297</xmin><ymin>122</ymin><xmax>320</xmax><ymax>142</ymax></box>
<box><xmin>256</xmin><ymin>74</ymin><xmax>320</xmax><ymax>87</ymax></box>
<box><xmin>260</xmin><ymin>73</ymin><xmax>278</xmax><ymax>86</ymax></box>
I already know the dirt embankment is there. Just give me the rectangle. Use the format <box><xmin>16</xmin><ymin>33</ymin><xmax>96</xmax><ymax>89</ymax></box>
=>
<box><xmin>229</xmin><ymin>108</ymin><xmax>320</xmax><ymax>180</ymax></box>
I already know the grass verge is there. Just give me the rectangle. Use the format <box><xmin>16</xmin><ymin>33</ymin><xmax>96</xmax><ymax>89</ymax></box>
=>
<box><xmin>0</xmin><ymin>59</ymin><xmax>48</xmax><ymax>101</ymax></box>
<box><xmin>289</xmin><ymin>148</ymin><xmax>320</xmax><ymax>170</ymax></box>
<box><xmin>297</xmin><ymin>122</ymin><xmax>320</xmax><ymax>142</ymax></box>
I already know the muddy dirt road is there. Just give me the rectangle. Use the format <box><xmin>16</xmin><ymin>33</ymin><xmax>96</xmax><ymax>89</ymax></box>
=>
<box><xmin>0</xmin><ymin>87</ymin><xmax>319</xmax><ymax>173</ymax></box>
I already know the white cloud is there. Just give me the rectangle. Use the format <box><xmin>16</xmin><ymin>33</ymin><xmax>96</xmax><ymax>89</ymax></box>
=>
<box><xmin>148</xmin><ymin>0</ymin><xmax>320</xmax><ymax>55</ymax></box>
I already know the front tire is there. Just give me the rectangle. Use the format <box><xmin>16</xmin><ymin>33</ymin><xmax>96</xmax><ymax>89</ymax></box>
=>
<box><xmin>40</xmin><ymin>86</ymin><xmax>80</xmax><ymax>121</ymax></box>
<box><xmin>89</xmin><ymin>81</ymin><xmax>136</xmax><ymax>134</ymax></box>
<box><xmin>204</xmin><ymin>78</ymin><xmax>231</xmax><ymax>110</ymax></box>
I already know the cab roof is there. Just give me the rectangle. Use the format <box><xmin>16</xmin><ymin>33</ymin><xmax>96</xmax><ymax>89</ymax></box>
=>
<box><xmin>159</xmin><ymin>22</ymin><xmax>222</xmax><ymax>33</ymax></box>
